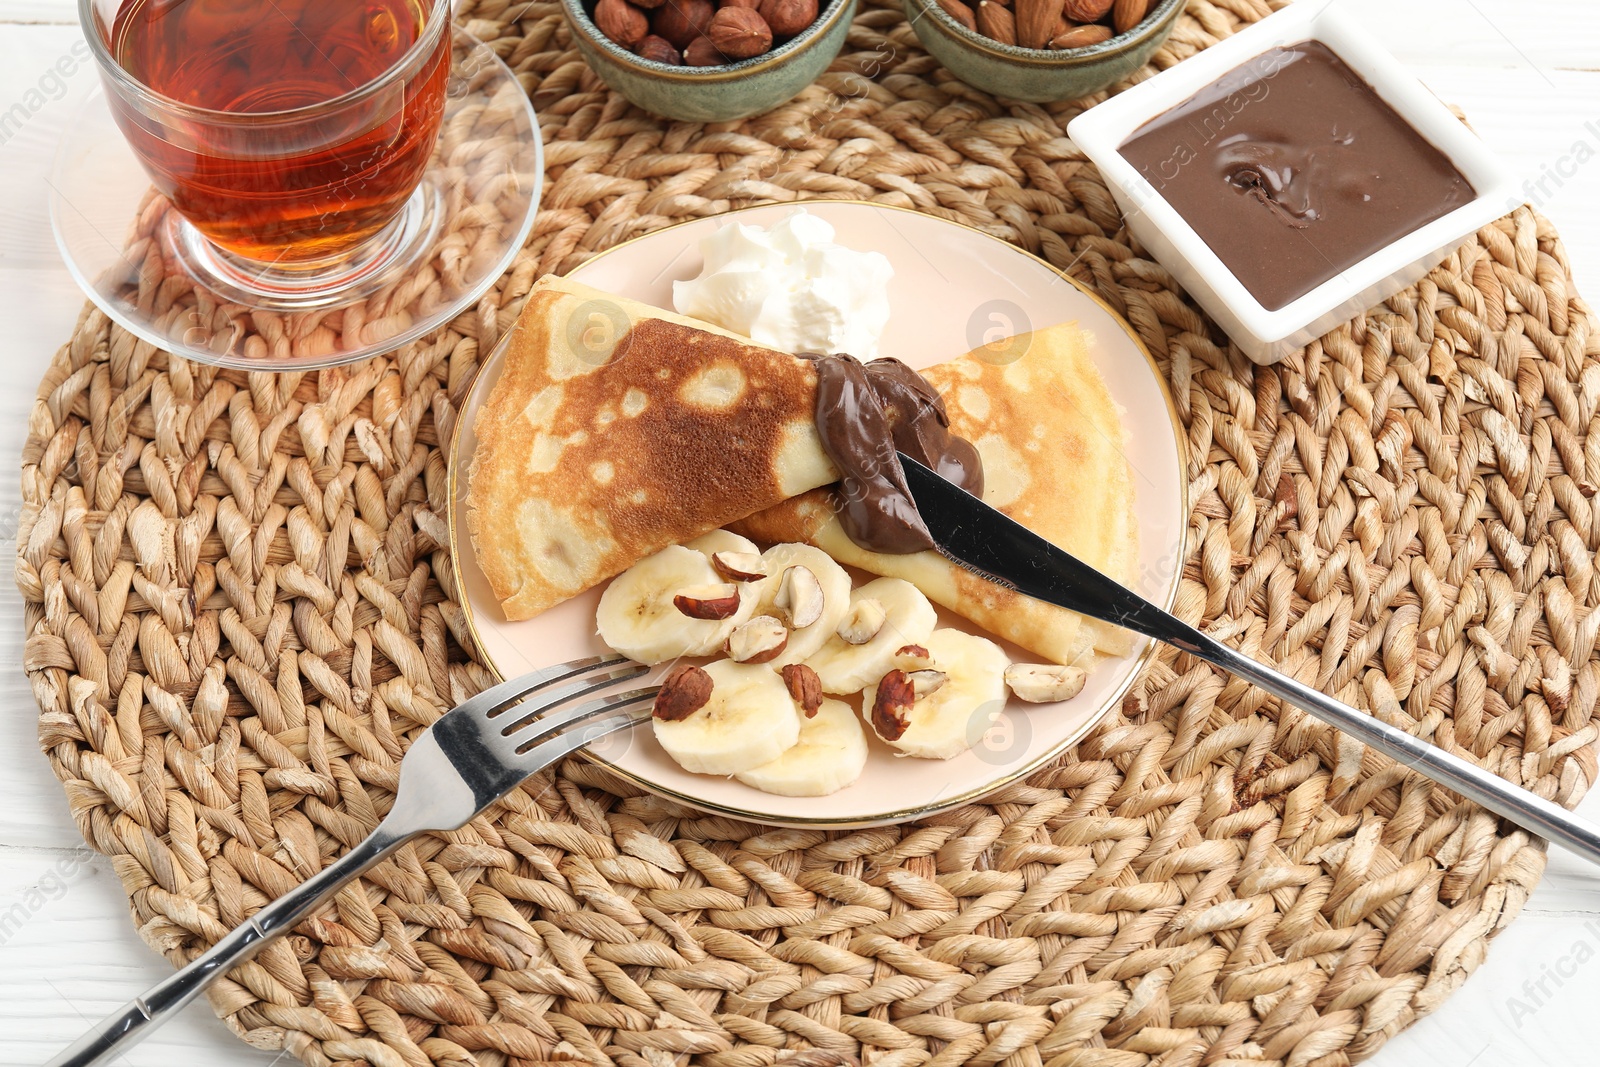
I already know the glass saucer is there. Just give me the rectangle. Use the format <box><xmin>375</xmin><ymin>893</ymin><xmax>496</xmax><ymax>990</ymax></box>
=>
<box><xmin>49</xmin><ymin>27</ymin><xmax>542</xmax><ymax>371</ymax></box>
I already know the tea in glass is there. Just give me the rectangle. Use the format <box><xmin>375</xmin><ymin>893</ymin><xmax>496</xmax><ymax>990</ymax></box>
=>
<box><xmin>95</xmin><ymin>0</ymin><xmax>451</xmax><ymax>267</ymax></box>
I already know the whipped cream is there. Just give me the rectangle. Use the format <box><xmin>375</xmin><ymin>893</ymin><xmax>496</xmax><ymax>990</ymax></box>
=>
<box><xmin>672</xmin><ymin>210</ymin><xmax>894</xmax><ymax>360</ymax></box>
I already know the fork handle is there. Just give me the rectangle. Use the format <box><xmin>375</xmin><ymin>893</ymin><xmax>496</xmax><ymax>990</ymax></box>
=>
<box><xmin>46</xmin><ymin>823</ymin><xmax>409</xmax><ymax>1067</ymax></box>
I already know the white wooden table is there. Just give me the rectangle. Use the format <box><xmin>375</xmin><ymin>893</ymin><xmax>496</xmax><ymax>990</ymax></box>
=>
<box><xmin>3</xmin><ymin>0</ymin><xmax>1599</xmax><ymax>1063</ymax></box>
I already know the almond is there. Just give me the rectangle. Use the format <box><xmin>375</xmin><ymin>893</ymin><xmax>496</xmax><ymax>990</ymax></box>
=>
<box><xmin>774</xmin><ymin>565</ymin><xmax>825</xmax><ymax>629</ymax></box>
<box><xmin>652</xmin><ymin>0</ymin><xmax>714</xmax><ymax>48</ymax></box>
<box><xmin>781</xmin><ymin>663</ymin><xmax>824</xmax><ymax>718</ymax></box>
<box><xmin>653</xmin><ymin>664</ymin><xmax>713</xmax><ymax>721</ymax></box>
<box><xmin>595</xmin><ymin>0</ymin><xmax>649</xmax><ymax>47</ymax></box>
<box><xmin>633</xmin><ymin>33</ymin><xmax>683</xmax><ymax>62</ymax></box>
<box><xmin>1061</xmin><ymin>0</ymin><xmax>1111</xmax><ymax>19</ymax></box>
<box><xmin>727</xmin><ymin>615</ymin><xmax>789</xmax><ymax>663</ymax></box>
<box><xmin>934</xmin><ymin>0</ymin><xmax>977</xmax><ymax>31</ymax></box>
<box><xmin>836</xmin><ymin>598</ymin><xmax>887</xmax><ymax>645</ymax></box>
<box><xmin>1004</xmin><ymin>662</ymin><xmax>1087</xmax><ymax>703</ymax></box>
<box><xmin>1112</xmin><ymin>0</ymin><xmax>1147</xmax><ymax>33</ymax></box>
<box><xmin>683</xmin><ymin>34</ymin><xmax>724</xmax><ymax>63</ymax></box>
<box><xmin>708</xmin><ymin>6</ymin><xmax>772</xmax><ymax>58</ymax></box>
<box><xmin>870</xmin><ymin>670</ymin><xmax>915</xmax><ymax>741</ymax></box>
<box><xmin>1049</xmin><ymin>22</ymin><xmax>1110</xmax><ymax>47</ymax></box>
<box><xmin>712</xmin><ymin>550</ymin><xmax>767</xmax><ymax>582</ymax></box>
<box><xmin>1014</xmin><ymin>0</ymin><xmax>1062</xmax><ymax>49</ymax></box>
<box><xmin>759</xmin><ymin>0</ymin><xmax>816</xmax><ymax>37</ymax></box>
<box><xmin>976</xmin><ymin>0</ymin><xmax>1016</xmax><ymax>45</ymax></box>
<box><xmin>674</xmin><ymin>583</ymin><xmax>741</xmax><ymax>620</ymax></box>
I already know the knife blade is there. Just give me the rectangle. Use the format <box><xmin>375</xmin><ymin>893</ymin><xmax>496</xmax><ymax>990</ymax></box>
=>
<box><xmin>895</xmin><ymin>451</ymin><xmax>1197</xmax><ymax>651</ymax></box>
<box><xmin>894</xmin><ymin>449</ymin><xmax>1600</xmax><ymax>869</ymax></box>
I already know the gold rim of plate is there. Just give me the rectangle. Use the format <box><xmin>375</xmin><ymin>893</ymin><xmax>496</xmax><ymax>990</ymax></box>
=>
<box><xmin>444</xmin><ymin>199</ymin><xmax>1191</xmax><ymax>827</ymax></box>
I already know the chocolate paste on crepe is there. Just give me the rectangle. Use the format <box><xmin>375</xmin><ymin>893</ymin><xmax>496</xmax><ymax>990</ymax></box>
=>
<box><xmin>808</xmin><ymin>355</ymin><xmax>984</xmax><ymax>554</ymax></box>
<box><xmin>467</xmin><ymin>275</ymin><xmax>840</xmax><ymax>621</ymax></box>
<box><xmin>737</xmin><ymin>322</ymin><xmax>1138</xmax><ymax>666</ymax></box>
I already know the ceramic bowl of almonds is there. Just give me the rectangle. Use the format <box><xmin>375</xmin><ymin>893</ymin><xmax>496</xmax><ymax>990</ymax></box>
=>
<box><xmin>904</xmin><ymin>0</ymin><xmax>1183</xmax><ymax>102</ymax></box>
<box><xmin>562</xmin><ymin>0</ymin><xmax>856</xmax><ymax>121</ymax></box>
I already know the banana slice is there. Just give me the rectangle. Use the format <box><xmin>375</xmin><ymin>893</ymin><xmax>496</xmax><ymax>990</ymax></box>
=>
<box><xmin>735</xmin><ymin>699</ymin><xmax>867</xmax><ymax>796</ymax></box>
<box><xmin>806</xmin><ymin>578</ymin><xmax>938</xmax><ymax>694</ymax></box>
<box><xmin>752</xmin><ymin>543</ymin><xmax>851</xmax><ymax>667</ymax></box>
<box><xmin>862</xmin><ymin>628</ymin><xmax>1009</xmax><ymax>759</ymax></box>
<box><xmin>596</xmin><ymin>545</ymin><xmax>755</xmax><ymax>662</ymax></box>
<box><xmin>653</xmin><ymin>659</ymin><xmax>802</xmax><ymax>775</ymax></box>
<box><xmin>685</xmin><ymin>529</ymin><xmax>760</xmax><ymax>562</ymax></box>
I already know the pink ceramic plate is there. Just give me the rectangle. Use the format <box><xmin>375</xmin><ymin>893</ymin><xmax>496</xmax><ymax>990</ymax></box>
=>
<box><xmin>447</xmin><ymin>200</ymin><xmax>1187</xmax><ymax>828</ymax></box>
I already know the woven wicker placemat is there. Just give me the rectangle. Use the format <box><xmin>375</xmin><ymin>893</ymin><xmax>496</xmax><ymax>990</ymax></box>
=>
<box><xmin>21</xmin><ymin>0</ymin><xmax>1600</xmax><ymax>1063</ymax></box>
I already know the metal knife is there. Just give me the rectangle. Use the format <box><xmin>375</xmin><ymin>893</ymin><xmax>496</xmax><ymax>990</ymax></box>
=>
<box><xmin>896</xmin><ymin>451</ymin><xmax>1600</xmax><ymax>869</ymax></box>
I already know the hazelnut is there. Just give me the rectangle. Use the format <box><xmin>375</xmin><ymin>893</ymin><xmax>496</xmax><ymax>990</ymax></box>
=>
<box><xmin>1004</xmin><ymin>662</ymin><xmax>1087</xmax><ymax>703</ymax></box>
<box><xmin>708</xmin><ymin>6</ymin><xmax>773</xmax><ymax>58</ymax></box>
<box><xmin>634</xmin><ymin>33</ymin><xmax>683</xmax><ymax>62</ymax></box>
<box><xmin>683</xmin><ymin>34</ymin><xmax>725</xmax><ymax>64</ymax></box>
<box><xmin>673</xmin><ymin>583</ymin><xmax>741</xmax><ymax>620</ymax></box>
<box><xmin>773</xmin><ymin>565</ymin><xmax>825</xmax><ymax>629</ymax></box>
<box><xmin>727</xmin><ymin>615</ymin><xmax>789</xmax><ymax>664</ymax></box>
<box><xmin>908</xmin><ymin>669</ymin><xmax>948</xmax><ymax>699</ymax></box>
<box><xmin>653</xmin><ymin>664</ymin><xmax>713</xmax><ymax>722</ymax></box>
<box><xmin>721</xmin><ymin>0</ymin><xmax>761</xmax><ymax>8</ymax></box>
<box><xmin>869</xmin><ymin>669</ymin><xmax>914</xmax><ymax>741</ymax></box>
<box><xmin>711</xmin><ymin>551</ymin><xmax>766</xmax><ymax>582</ymax></box>
<box><xmin>758</xmin><ymin>0</ymin><xmax>816</xmax><ymax>37</ymax></box>
<box><xmin>652</xmin><ymin>0</ymin><xmax>714</xmax><ymax>48</ymax></box>
<box><xmin>594</xmin><ymin>0</ymin><xmax>648</xmax><ymax>47</ymax></box>
<box><xmin>781</xmin><ymin>663</ymin><xmax>824</xmax><ymax>718</ymax></box>
<box><xmin>893</xmin><ymin>643</ymin><xmax>934</xmax><ymax>671</ymax></box>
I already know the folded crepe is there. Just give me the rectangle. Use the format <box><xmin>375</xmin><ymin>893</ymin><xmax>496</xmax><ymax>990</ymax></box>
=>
<box><xmin>467</xmin><ymin>275</ymin><xmax>838</xmax><ymax>621</ymax></box>
<box><xmin>733</xmin><ymin>320</ymin><xmax>1137</xmax><ymax>665</ymax></box>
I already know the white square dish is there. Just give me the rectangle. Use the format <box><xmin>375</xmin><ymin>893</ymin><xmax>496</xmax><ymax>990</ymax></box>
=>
<box><xmin>1066</xmin><ymin>0</ymin><xmax>1519</xmax><ymax>365</ymax></box>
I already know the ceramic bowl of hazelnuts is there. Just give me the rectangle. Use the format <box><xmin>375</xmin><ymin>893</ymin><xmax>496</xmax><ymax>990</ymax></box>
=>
<box><xmin>562</xmin><ymin>0</ymin><xmax>856</xmax><ymax>121</ymax></box>
<box><xmin>903</xmin><ymin>0</ymin><xmax>1184</xmax><ymax>103</ymax></box>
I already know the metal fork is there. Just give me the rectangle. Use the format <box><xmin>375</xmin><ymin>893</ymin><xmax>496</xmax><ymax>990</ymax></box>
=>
<box><xmin>44</xmin><ymin>655</ymin><xmax>657</xmax><ymax>1067</ymax></box>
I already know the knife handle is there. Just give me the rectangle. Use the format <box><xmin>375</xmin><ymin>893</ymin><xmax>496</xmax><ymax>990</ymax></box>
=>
<box><xmin>1146</xmin><ymin>611</ymin><xmax>1600</xmax><ymax>867</ymax></box>
<box><xmin>893</xmin><ymin>452</ymin><xmax>1600</xmax><ymax>867</ymax></box>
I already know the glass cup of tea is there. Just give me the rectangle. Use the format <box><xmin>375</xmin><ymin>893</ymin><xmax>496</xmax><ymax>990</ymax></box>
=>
<box><xmin>81</xmin><ymin>0</ymin><xmax>453</xmax><ymax>301</ymax></box>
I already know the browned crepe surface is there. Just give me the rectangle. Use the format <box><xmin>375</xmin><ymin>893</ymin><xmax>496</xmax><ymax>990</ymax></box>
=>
<box><xmin>467</xmin><ymin>276</ymin><xmax>837</xmax><ymax>621</ymax></box>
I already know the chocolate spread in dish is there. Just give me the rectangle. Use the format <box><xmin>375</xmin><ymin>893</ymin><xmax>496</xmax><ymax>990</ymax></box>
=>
<box><xmin>808</xmin><ymin>354</ymin><xmax>984</xmax><ymax>554</ymax></box>
<box><xmin>1117</xmin><ymin>41</ymin><xmax>1475</xmax><ymax>312</ymax></box>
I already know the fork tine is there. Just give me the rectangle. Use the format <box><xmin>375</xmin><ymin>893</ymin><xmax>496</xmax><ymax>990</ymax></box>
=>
<box><xmin>418</xmin><ymin>673</ymin><xmax>651</xmax><ymax>826</ymax></box>
<box><xmin>508</xmin><ymin>684</ymin><xmax>661</xmax><ymax>754</ymax></box>
<box><xmin>493</xmin><ymin>664</ymin><xmax>650</xmax><ymax>737</ymax></box>
<box><xmin>454</xmin><ymin>654</ymin><xmax>636</xmax><ymax>724</ymax></box>
<box><xmin>510</xmin><ymin>688</ymin><xmax>660</xmax><ymax>772</ymax></box>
